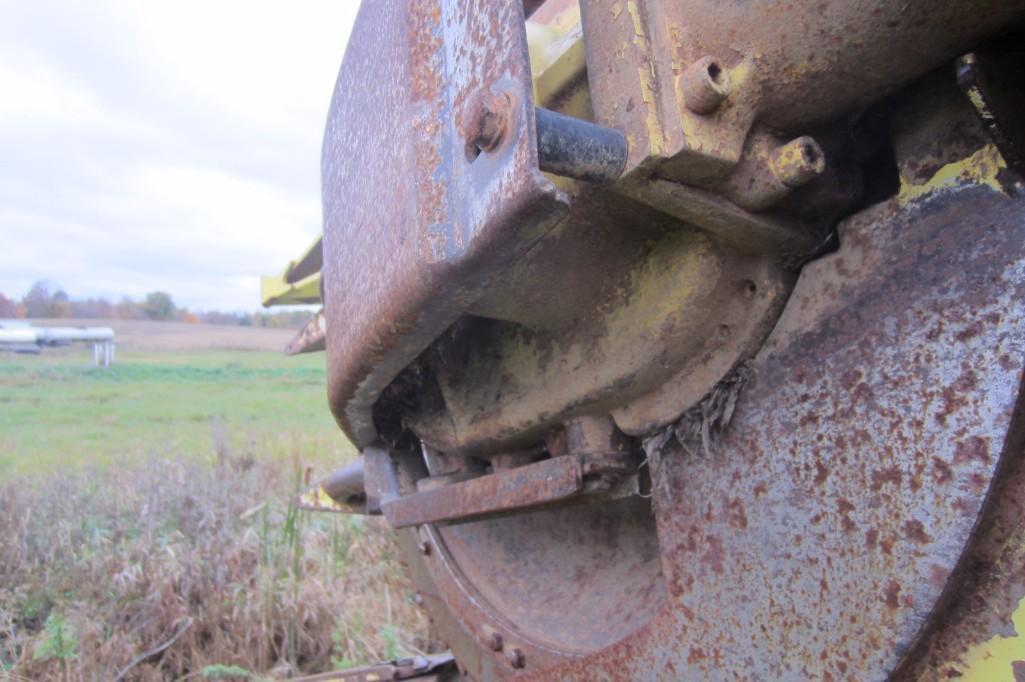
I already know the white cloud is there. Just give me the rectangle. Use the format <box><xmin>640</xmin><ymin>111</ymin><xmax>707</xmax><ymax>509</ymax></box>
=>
<box><xmin>0</xmin><ymin>0</ymin><xmax>359</xmax><ymax>311</ymax></box>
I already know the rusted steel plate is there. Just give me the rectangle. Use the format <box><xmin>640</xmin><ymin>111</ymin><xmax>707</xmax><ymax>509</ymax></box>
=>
<box><xmin>396</xmin><ymin>497</ymin><xmax>665</xmax><ymax>678</ymax></box>
<box><xmin>390</xmin><ymin>160</ymin><xmax>1025</xmax><ymax>676</ymax></box>
<box><xmin>381</xmin><ymin>456</ymin><xmax>582</xmax><ymax>528</ymax></box>
<box><xmin>285</xmin><ymin>309</ymin><xmax>326</xmax><ymax>355</ymax></box>
<box><xmin>532</xmin><ymin>182</ymin><xmax>1025</xmax><ymax>678</ymax></box>
<box><xmin>581</xmin><ymin>0</ymin><xmax>1025</xmax><ymax>178</ymax></box>
<box><xmin>322</xmin><ymin>0</ymin><xmax>568</xmax><ymax>447</ymax></box>
<box><xmin>896</xmin><ymin>430</ymin><xmax>1025</xmax><ymax>679</ymax></box>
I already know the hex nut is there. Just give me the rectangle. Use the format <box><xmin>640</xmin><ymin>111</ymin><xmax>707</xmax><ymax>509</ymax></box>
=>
<box><xmin>462</xmin><ymin>89</ymin><xmax>512</xmax><ymax>160</ymax></box>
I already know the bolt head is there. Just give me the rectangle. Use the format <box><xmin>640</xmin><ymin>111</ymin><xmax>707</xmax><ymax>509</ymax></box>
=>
<box><xmin>506</xmin><ymin>647</ymin><xmax>525</xmax><ymax>669</ymax></box>
<box><xmin>462</xmin><ymin>89</ymin><xmax>512</xmax><ymax>160</ymax></box>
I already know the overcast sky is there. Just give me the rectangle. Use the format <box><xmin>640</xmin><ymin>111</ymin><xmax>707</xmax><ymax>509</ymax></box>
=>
<box><xmin>0</xmin><ymin>1</ymin><xmax>358</xmax><ymax>311</ymax></box>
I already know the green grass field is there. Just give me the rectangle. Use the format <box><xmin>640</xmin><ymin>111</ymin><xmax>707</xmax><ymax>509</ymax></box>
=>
<box><xmin>0</xmin><ymin>349</ymin><xmax>352</xmax><ymax>477</ymax></box>
<box><xmin>0</xmin><ymin>327</ymin><xmax>430</xmax><ymax>679</ymax></box>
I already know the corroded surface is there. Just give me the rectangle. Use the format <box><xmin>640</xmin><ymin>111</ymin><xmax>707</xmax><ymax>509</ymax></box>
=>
<box><xmin>321</xmin><ymin>3</ymin><xmax>1025</xmax><ymax>679</ymax></box>
<box><xmin>533</xmin><ymin>181</ymin><xmax>1025</xmax><ymax>679</ymax></box>
<box><xmin>896</xmin><ymin>412</ymin><xmax>1025</xmax><ymax>679</ymax></box>
<box><xmin>322</xmin><ymin>0</ymin><xmax>568</xmax><ymax>446</ymax></box>
<box><xmin>381</xmin><ymin>455</ymin><xmax>582</xmax><ymax>528</ymax></box>
<box><xmin>581</xmin><ymin>0</ymin><xmax>1025</xmax><ymax>180</ymax></box>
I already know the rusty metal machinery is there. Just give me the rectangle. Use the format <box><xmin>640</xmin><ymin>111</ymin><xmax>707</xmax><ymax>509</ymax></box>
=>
<box><xmin>278</xmin><ymin>0</ymin><xmax>1025</xmax><ymax>678</ymax></box>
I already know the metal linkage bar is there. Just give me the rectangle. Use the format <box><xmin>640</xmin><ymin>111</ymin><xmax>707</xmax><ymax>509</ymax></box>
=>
<box><xmin>381</xmin><ymin>455</ymin><xmax>584</xmax><ymax>529</ymax></box>
<box><xmin>377</xmin><ymin>448</ymin><xmax>640</xmax><ymax>530</ymax></box>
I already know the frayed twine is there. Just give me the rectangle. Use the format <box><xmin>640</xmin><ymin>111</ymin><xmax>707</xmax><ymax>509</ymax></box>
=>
<box><xmin>642</xmin><ymin>362</ymin><xmax>752</xmax><ymax>499</ymax></box>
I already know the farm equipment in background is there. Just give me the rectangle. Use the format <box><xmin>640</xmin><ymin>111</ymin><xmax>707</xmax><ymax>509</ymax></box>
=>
<box><xmin>267</xmin><ymin>0</ymin><xmax>1025</xmax><ymax>678</ymax></box>
<box><xmin>0</xmin><ymin>320</ymin><xmax>115</xmax><ymax>366</ymax></box>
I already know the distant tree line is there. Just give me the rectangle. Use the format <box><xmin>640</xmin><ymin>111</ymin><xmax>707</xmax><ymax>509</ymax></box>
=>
<box><xmin>0</xmin><ymin>281</ymin><xmax>310</xmax><ymax>329</ymax></box>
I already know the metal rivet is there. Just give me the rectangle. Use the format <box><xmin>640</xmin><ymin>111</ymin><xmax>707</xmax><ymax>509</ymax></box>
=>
<box><xmin>417</xmin><ymin>540</ymin><xmax>431</xmax><ymax>555</ymax></box>
<box><xmin>680</xmin><ymin>56</ymin><xmax>731</xmax><ymax>115</ymax></box>
<box><xmin>485</xmin><ymin>630</ymin><xmax>503</xmax><ymax>652</ymax></box>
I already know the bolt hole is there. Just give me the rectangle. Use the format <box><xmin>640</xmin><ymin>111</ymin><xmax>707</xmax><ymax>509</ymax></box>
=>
<box><xmin>718</xmin><ymin>324</ymin><xmax>731</xmax><ymax>339</ymax></box>
<box><xmin>706</xmin><ymin>61</ymin><xmax>723</xmax><ymax>85</ymax></box>
<box><xmin>743</xmin><ymin>280</ymin><xmax>758</xmax><ymax>297</ymax></box>
<box><xmin>801</xmin><ymin>142</ymin><xmax>820</xmax><ymax>164</ymax></box>
<box><xmin>465</xmin><ymin>140</ymin><xmax>483</xmax><ymax>163</ymax></box>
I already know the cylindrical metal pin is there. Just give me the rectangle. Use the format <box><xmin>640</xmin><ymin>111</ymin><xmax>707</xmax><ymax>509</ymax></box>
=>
<box><xmin>535</xmin><ymin>107</ymin><xmax>628</xmax><ymax>184</ymax></box>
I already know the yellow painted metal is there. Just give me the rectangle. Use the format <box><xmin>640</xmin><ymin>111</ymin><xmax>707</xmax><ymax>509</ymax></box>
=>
<box><xmin>958</xmin><ymin>594</ymin><xmax>1025</xmax><ymax>681</ymax></box>
<box><xmin>260</xmin><ymin>270</ymin><xmax>321</xmax><ymax>306</ymax></box>
<box><xmin>526</xmin><ymin>1</ymin><xmax>581</xmax><ymax>73</ymax></box>
<box><xmin>527</xmin><ymin>2</ymin><xmax>591</xmax><ymax>119</ymax></box>
<box><xmin>294</xmin><ymin>483</ymin><xmax>351</xmax><ymax>514</ymax></box>
<box><xmin>898</xmin><ymin>144</ymin><xmax>1008</xmax><ymax>205</ymax></box>
<box><xmin>261</xmin><ymin>236</ymin><xmax>323</xmax><ymax>306</ymax></box>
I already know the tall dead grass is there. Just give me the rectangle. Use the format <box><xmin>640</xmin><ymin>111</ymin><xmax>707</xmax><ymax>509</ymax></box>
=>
<box><xmin>0</xmin><ymin>445</ymin><xmax>430</xmax><ymax>680</ymax></box>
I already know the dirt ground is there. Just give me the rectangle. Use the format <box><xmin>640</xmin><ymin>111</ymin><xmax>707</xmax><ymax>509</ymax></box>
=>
<box><xmin>28</xmin><ymin>318</ymin><xmax>299</xmax><ymax>353</ymax></box>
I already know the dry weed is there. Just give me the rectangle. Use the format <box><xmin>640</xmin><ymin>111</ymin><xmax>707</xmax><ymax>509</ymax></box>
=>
<box><xmin>0</xmin><ymin>448</ymin><xmax>429</xmax><ymax>680</ymax></box>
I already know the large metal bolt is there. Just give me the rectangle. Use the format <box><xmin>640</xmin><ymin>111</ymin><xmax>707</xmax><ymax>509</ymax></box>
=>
<box><xmin>769</xmin><ymin>136</ymin><xmax>826</xmax><ymax>188</ymax></box>
<box><xmin>680</xmin><ymin>56</ymin><xmax>731</xmax><ymax>115</ymax></box>
<box><xmin>463</xmin><ymin>89</ymin><xmax>512</xmax><ymax>161</ymax></box>
<box><xmin>506</xmin><ymin>647</ymin><xmax>525</xmax><ymax>669</ymax></box>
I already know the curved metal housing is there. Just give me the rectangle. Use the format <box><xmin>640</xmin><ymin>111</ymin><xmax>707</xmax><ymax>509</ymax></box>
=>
<box><xmin>319</xmin><ymin>0</ymin><xmax>1025</xmax><ymax>679</ymax></box>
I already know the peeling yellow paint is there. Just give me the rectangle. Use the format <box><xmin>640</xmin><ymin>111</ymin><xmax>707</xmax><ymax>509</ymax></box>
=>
<box><xmin>959</xmin><ymin>594</ymin><xmax>1025</xmax><ymax>681</ymax></box>
<box><xmin>965</xmin><ymin>88</ymin><xmax>987</xmax><ymax>117</ymax></box>
<box><xmin>627</xmin><ymin>1</ymin><xmax>644</xmax><ymax>38</ymax></box>
<box><xmin>637</xmin><ymin>65</ymin><xmax>663</xmax><ymax>155</ymax></box>
<box><xmin>898</xmin><ymin>144</ymin><xmax>1007</xmax><ymax>205</ymax></box>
